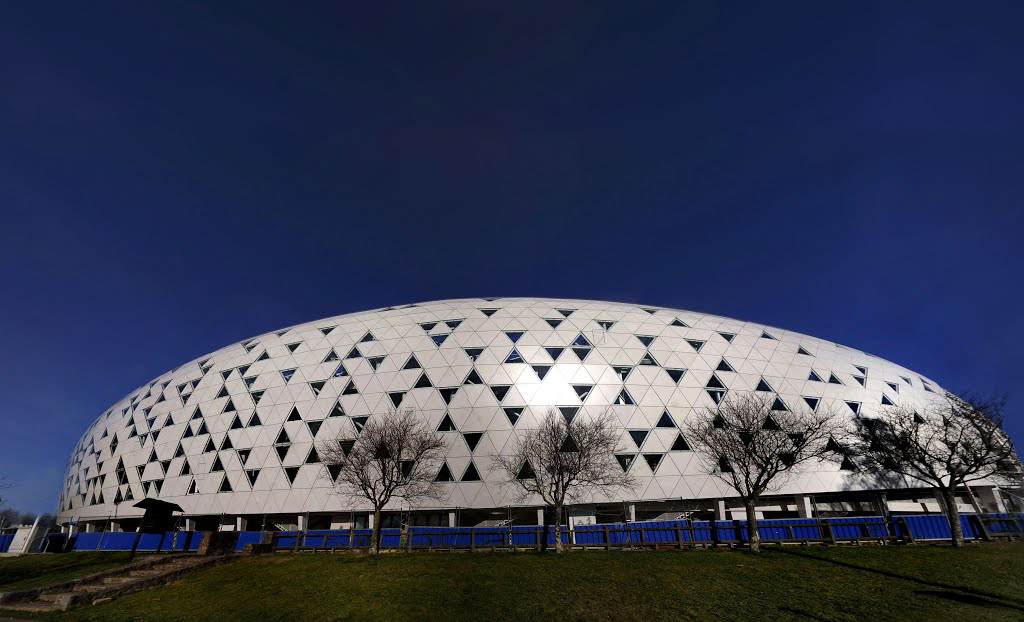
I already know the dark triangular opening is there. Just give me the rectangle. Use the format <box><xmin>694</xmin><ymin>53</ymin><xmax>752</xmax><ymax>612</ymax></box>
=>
<box><xmin>460</xmin><ymin>462</ymin><xmax>481</xmax><ymax>482</ymax></box>
<box><xmin>629</xmin><ymin>430</ymin><xmax>648</xmax><ymax>448</ymax></box>
<box><xmin>615</xmin><ymin>388</ymin><xmax>635</xmax><ymax>406</ymax></box>
<box><xmin>490</xmin><ymin>385</ymin><xmax>510</xmax><ymax>402</ymax></box>
<box><xmin>671</xmin><ymin>434</ymin><xmax>690</xmax><ymax>451</ymax></box>
<box><xmin>504</xmin><ymin>348</ymin><xmax>525</xmax><ymax>364</ymax></box>
<box><xmin>284</xmin><ymin>466</ymin><xmax>300</xmax><ymax>485</ymax></box>
<box><xmin>559</xmin><ymin>406</ymin><xmax>579</xmax><ymax>423</ymax></box>
<box><xmin>504</xmin><ymin>407</ymin><xmax>523</xmax><ymax>426</ymax></box>
<box><xmin>656</xmin><ymin>411</ymin><xmax>675</xmax><ymax>428</ymax></box>
<box><xmin>638</xmin><ymin>352</ymin><xmax>658</xmax><ymax>366</ymax></box>
<box><xmin>464</xmin><ymin>369</ymin><xmax>484</xmax><ymax>385</ymax></box>
<box><xmin>803</xmin><ymin>396</ymin><xmax>820</xmax><ymax>411</ymax></box>
<box><xmin>438</xmin><ymin>387</ymin><xmax>459</xmax><ymax>404</ymax></box>
<box><xmin>573</xmin><ymin>384</ymin><xmax>593</xmax><ymax>401</ymax></box>
<box><xmin>755</xmin><ymin>378</ymin><xmax>774</xmax><ymax>392</ymax></box>
<box><xmin>559</xmin><ymin>434</ymin><xmax>580</xmax><ymax>453</ymax></box>
<box><xmin>545</xmin><ymin>346</ymin><xmax>564</xmax><ymax>361</ymax></box>
<box><xmin>615</xmin><ymin>454</ymin><xmax>635</xmax><ymax>472</ymax></box>
<box><xmin>437</xmin><ymin>413</ymin><xmax>457</xmax><ymax>432</ymax></box>
<box><xmin>435</xmin><ymin>462</ymin><xmax>454</xmax><ymax>482</ymax></box>
<box><xmin>414</xmin><ymin>372</ymin><xmax>433</xmax><ymax>389</ymax></box>
<box><xmin>643</xmin><ymin>454</ymin><xmax>663</xmax><ymax>473</ymax></box>
<box><xmin>516</xmin><ymin>461</ymin><xmax>535</xmax><ymax>479</ymax></box>
<box><xmin>532</xmin><ymin>365</ymin><xmax>551</xmax><ymax>380</ymax></box>
<box><xmin>403</xmin><ymin>355</ymin><xmax>421</xmax><ymax>370</ymax></box>
<box><xmin>463</xmin><ymin>432</ymin><xmax>483</xmax><ymax>452</ymax></box>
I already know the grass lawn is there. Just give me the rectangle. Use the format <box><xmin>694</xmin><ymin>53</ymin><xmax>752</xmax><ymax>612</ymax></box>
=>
<box><xmin>0</xmin><ymin>552</ymin><xmax>134</xmax><ymax>593</ymax></box>
<box><xmin>2</xmin><ymin>542</ymin><xmax>1022</xmax><ymax>621</ymax></box>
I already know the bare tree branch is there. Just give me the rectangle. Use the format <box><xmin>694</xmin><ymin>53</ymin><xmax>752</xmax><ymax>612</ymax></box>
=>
<box><xmin>491</xmin><ymin>409</ymin><xmax>637</xmax><ymax>553</ymax></box>
<box><xmin>847</xmin><ymin>391</ymin><xmax>1021</xmax><ymax>547</ymax></box>
<box><xmin>315</xmin><ymin>409</ymin><xmax>447</xmax><ymax>553</ymax></box>
<box><xmin>684</xmin><ymin>392</ymin><xmax>843</xmax><ymax>553</ymax></box>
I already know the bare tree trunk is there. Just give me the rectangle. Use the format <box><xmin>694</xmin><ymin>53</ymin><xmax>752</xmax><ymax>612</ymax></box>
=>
<box><xmin>371</xmin><ymin>506</ymin><xmax>382</xmax><ymax>555</ymax></box>
<box><xmin>553</xmin><ymin>504</ymin><xmax>564</xmax><ymax>554</ymax></box>
<box><xmin>745</xmin><ymin>498</ymin><xmax>761</xmax><ymax>554</ymax></box>
<box><xmin>942</xmin><ymin>488</ymin><xmax>964</xmax><ymax>548</ymax></box>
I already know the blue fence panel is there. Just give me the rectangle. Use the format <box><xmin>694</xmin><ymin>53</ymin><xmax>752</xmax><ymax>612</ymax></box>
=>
<box><xmin>984</xmin><ymin>513</ymin><xmax>1024</xmax><ymax>536</ymax></box>
<box><xmin>0</xmin><ymin>534</ymin><xmax>13</xmax><ymax>553</ymax></box>
<box><xmin>234</xmin><ymin>531</ymin><xmax>263</xmax><ymax>551</ymax></box>
<box><xmin>826</xmin><ymin>516</ymin><xmax>889</xmax><ymax>539</ymax></box>
<box><xmin>69</xmin><ymin>531</ymin><xmax>203</xmax><ymax>552</ymax></box>
<box><xmin>897</xmin><ymin>514</ymin><xmax>982</xmax><ymax>540</ymax></box>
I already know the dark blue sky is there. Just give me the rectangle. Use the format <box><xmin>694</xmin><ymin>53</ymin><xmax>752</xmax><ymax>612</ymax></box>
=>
<box><xmin>1</xmin><ymin>2</ymin><xmax>1022</xmax><ymax>513</ymax></box>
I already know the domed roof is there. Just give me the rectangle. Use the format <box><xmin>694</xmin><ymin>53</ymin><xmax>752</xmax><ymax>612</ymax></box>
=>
<box><xmin>58</xmin><ymin>298</ymin><xmax>942</xmax><ymax>519</ymax></box>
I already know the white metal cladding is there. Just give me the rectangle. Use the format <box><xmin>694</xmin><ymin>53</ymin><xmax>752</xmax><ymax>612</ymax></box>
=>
<box><xmin>57</xmin><ymin>298</ymin><xmax>944</xmax><ymax>521</ymax></box>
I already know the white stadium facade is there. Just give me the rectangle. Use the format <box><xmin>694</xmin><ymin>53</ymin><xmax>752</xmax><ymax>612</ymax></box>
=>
<box><xmin>56</xmin><ymin>298</ymin><xmax>1013</xmax><ymax>533</ymax></box>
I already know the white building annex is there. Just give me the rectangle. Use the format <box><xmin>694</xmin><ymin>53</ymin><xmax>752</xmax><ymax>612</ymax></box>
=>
<box><xmin>56</xmin><ymin>298</ymin><xmax>1011</xmax><ymax>532</ymax></box>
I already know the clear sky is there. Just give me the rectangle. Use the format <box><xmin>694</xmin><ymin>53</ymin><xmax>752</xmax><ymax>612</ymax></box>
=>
<box><xmin>1</xmin><ymin>2</ymin><xmax>1022</xmax><ymax>514</ymax></box>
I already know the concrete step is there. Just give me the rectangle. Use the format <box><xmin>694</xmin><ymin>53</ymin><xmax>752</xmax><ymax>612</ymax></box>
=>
<box><xmin>1</xmin><ymin>600</ymin><xmax>63</xmax><ymax>612</ymax></box>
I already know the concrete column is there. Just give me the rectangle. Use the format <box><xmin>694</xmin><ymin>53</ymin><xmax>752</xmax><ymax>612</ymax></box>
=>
<box><xmin>236</xmin><ymin>517</ymin><xmax>248</xmax><ymax>532</ymax></box>
<box><xmin>715</xmin><ymin>500</ymin><xmax>728</xmax><ymax>521</ymax></box>
<box><xmin>110</xmin><ymin>521</ymin><xmax>122</xmax><ymax>533</ymax></box>
<box><xmin>184</xmin><ymin>518</ymin><xmax>196</xmax><ymax>531</ymax></box>
<box><xmin>448</xmin><ymin>511</ymin><xmax>456</xmax><ymax>528</ymax></box>
<box><xmin>536</xmin><ymin>508</ymin><xmax>545</xmax><ymax>526</ymax></box>
<box><xmin>795</xmin><ymin>495</ymin><xmax>814</xmax><ymax>519</ymax></box>
<box><xmin>84</xmin><ymin>522</ymin><xmax>96</xmax><ymax>533</ymax></box>
<box><xmin>627</xmin><ymin>503</ymin><xmax>636</xmax><ymax>522</ymax></box>
<box><xmin>297</xmin><ymin>514</ymin><xmax>307</xmax><ymax>531</ymax></box>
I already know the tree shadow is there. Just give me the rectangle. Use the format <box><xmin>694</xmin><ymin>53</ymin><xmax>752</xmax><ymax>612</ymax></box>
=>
<box><xmin>915</xmin><ymin>590</ymin><xmax>1017</xmax><ymax>609</ymax></box>
<box><xmin>777</xmin><ymin>606</ymin><xmax>836</xmax><ymax>621</ymax></box>
<box><xmin>772</xmin><ymin>547</ymin><xmax>1024</xmax><ymax>612</ymax></box>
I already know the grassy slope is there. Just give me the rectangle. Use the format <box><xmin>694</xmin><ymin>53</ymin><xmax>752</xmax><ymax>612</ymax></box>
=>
<box><xmin>3</xmin><ymin>543</ymin><xmax>1023</xmax><ymax>621</ymax></box>
<box><xmin>0</xmin><ymin>552</ymin><xmax>134</xmax><ymax>592</ymax></box>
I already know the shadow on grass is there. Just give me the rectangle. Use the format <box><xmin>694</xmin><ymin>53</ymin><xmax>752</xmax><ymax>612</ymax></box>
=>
<box><xmin>773</xmin><ymin>547</ymin><xmax>1024</xmax><ymax>612</ymax></box>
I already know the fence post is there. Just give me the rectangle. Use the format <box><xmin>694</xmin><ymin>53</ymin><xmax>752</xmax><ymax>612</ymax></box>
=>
<box><xmin>973</xmin><ymin>516</ymin><xmax>992</xmax><ymax>542</ymax></box>
<box><xmin>470</xmin><ymin>529</ymin><xmax>476</xmax><ymax>552</ymax></box>
<box><xmin>536</xmin><ymin>526</ymin><xmax>542</xmax><ymax>552</ymax></box>
<box><xmin>819</xmin><ymin>518</ymin><xmax>835</xmax><ymax>545</ymax></box>
<box><xmin>604</xmin><ymin>525</ymin><xmax>610</xmax><ymax>551</ymax></box>
<box><xmin>675</xmin><ymin>525</ymin><xmax>683</xmax><ymax>550</ymax></box>
<box><xmin>898</xmin><ymin>517</ymin><xmax>915</xmax><ymax>543</ymax></box>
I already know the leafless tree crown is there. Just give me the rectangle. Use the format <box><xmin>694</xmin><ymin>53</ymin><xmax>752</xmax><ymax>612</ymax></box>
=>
<box><xmin>850</xmin><ymin>392</ymin><xmax>1020</xmax><ymax>489</ymax></box>
<box><xmin>316</xmin><ymin>409</ymin><xmax>448</xmax><ymax>509</ymax></box>
<box><xmin>491</xmin><ymin>409</ymin><xmax>637</xmax><ymax>507</ymax></box>
<box><xmin>685</xmin><ymin>392</ymin><xmax>843</xmax><ymax>498</ymax></box>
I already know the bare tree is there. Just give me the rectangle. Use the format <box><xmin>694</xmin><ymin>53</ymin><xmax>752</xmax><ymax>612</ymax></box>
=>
<box><xmin>316</xmin><ymin>409</ymin><xmax>447</xmax><ymax>554</ymax></box>
<box><xmin>848</xmin><ymin>392</ymin><xmax>1020</xmax><ymax>547</ymax></box>
<box><xmin>0</xmin><ymin>473</ymin><xmax>10</xmax><ymax>506</ymax></box>
<box><xmin>491</xmin><ymin>409</ymin><xmax>637</xmax><ymax>553</ymax></box>
<box><xmin>684</xmin><ymin>392</ymin><xmax>842</xmax><ymax>553</ymax></box>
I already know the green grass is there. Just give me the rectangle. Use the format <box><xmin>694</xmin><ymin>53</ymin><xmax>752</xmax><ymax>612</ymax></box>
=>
<box><xmin>0</xmin><ymin>552</ymin><xmax>134</xmax><ymax>593</ymax></box>
<box><xmin>3</xmin><ymin>543</ymin><xmax>1023</xmax><ymax>621</ymax></box>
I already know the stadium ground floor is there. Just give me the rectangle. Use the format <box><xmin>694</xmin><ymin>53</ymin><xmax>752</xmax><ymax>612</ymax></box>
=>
<box><xmin>61</xmin><ymin>485</ymin><xmax>1021</xmax><ymax>535</ymax></box>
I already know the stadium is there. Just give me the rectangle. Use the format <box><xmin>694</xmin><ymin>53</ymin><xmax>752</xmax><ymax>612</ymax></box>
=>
<box><xmin>56</xmin><ymin>298</ymin><xmax>1013</xmax><ymax>534</ymax></box>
